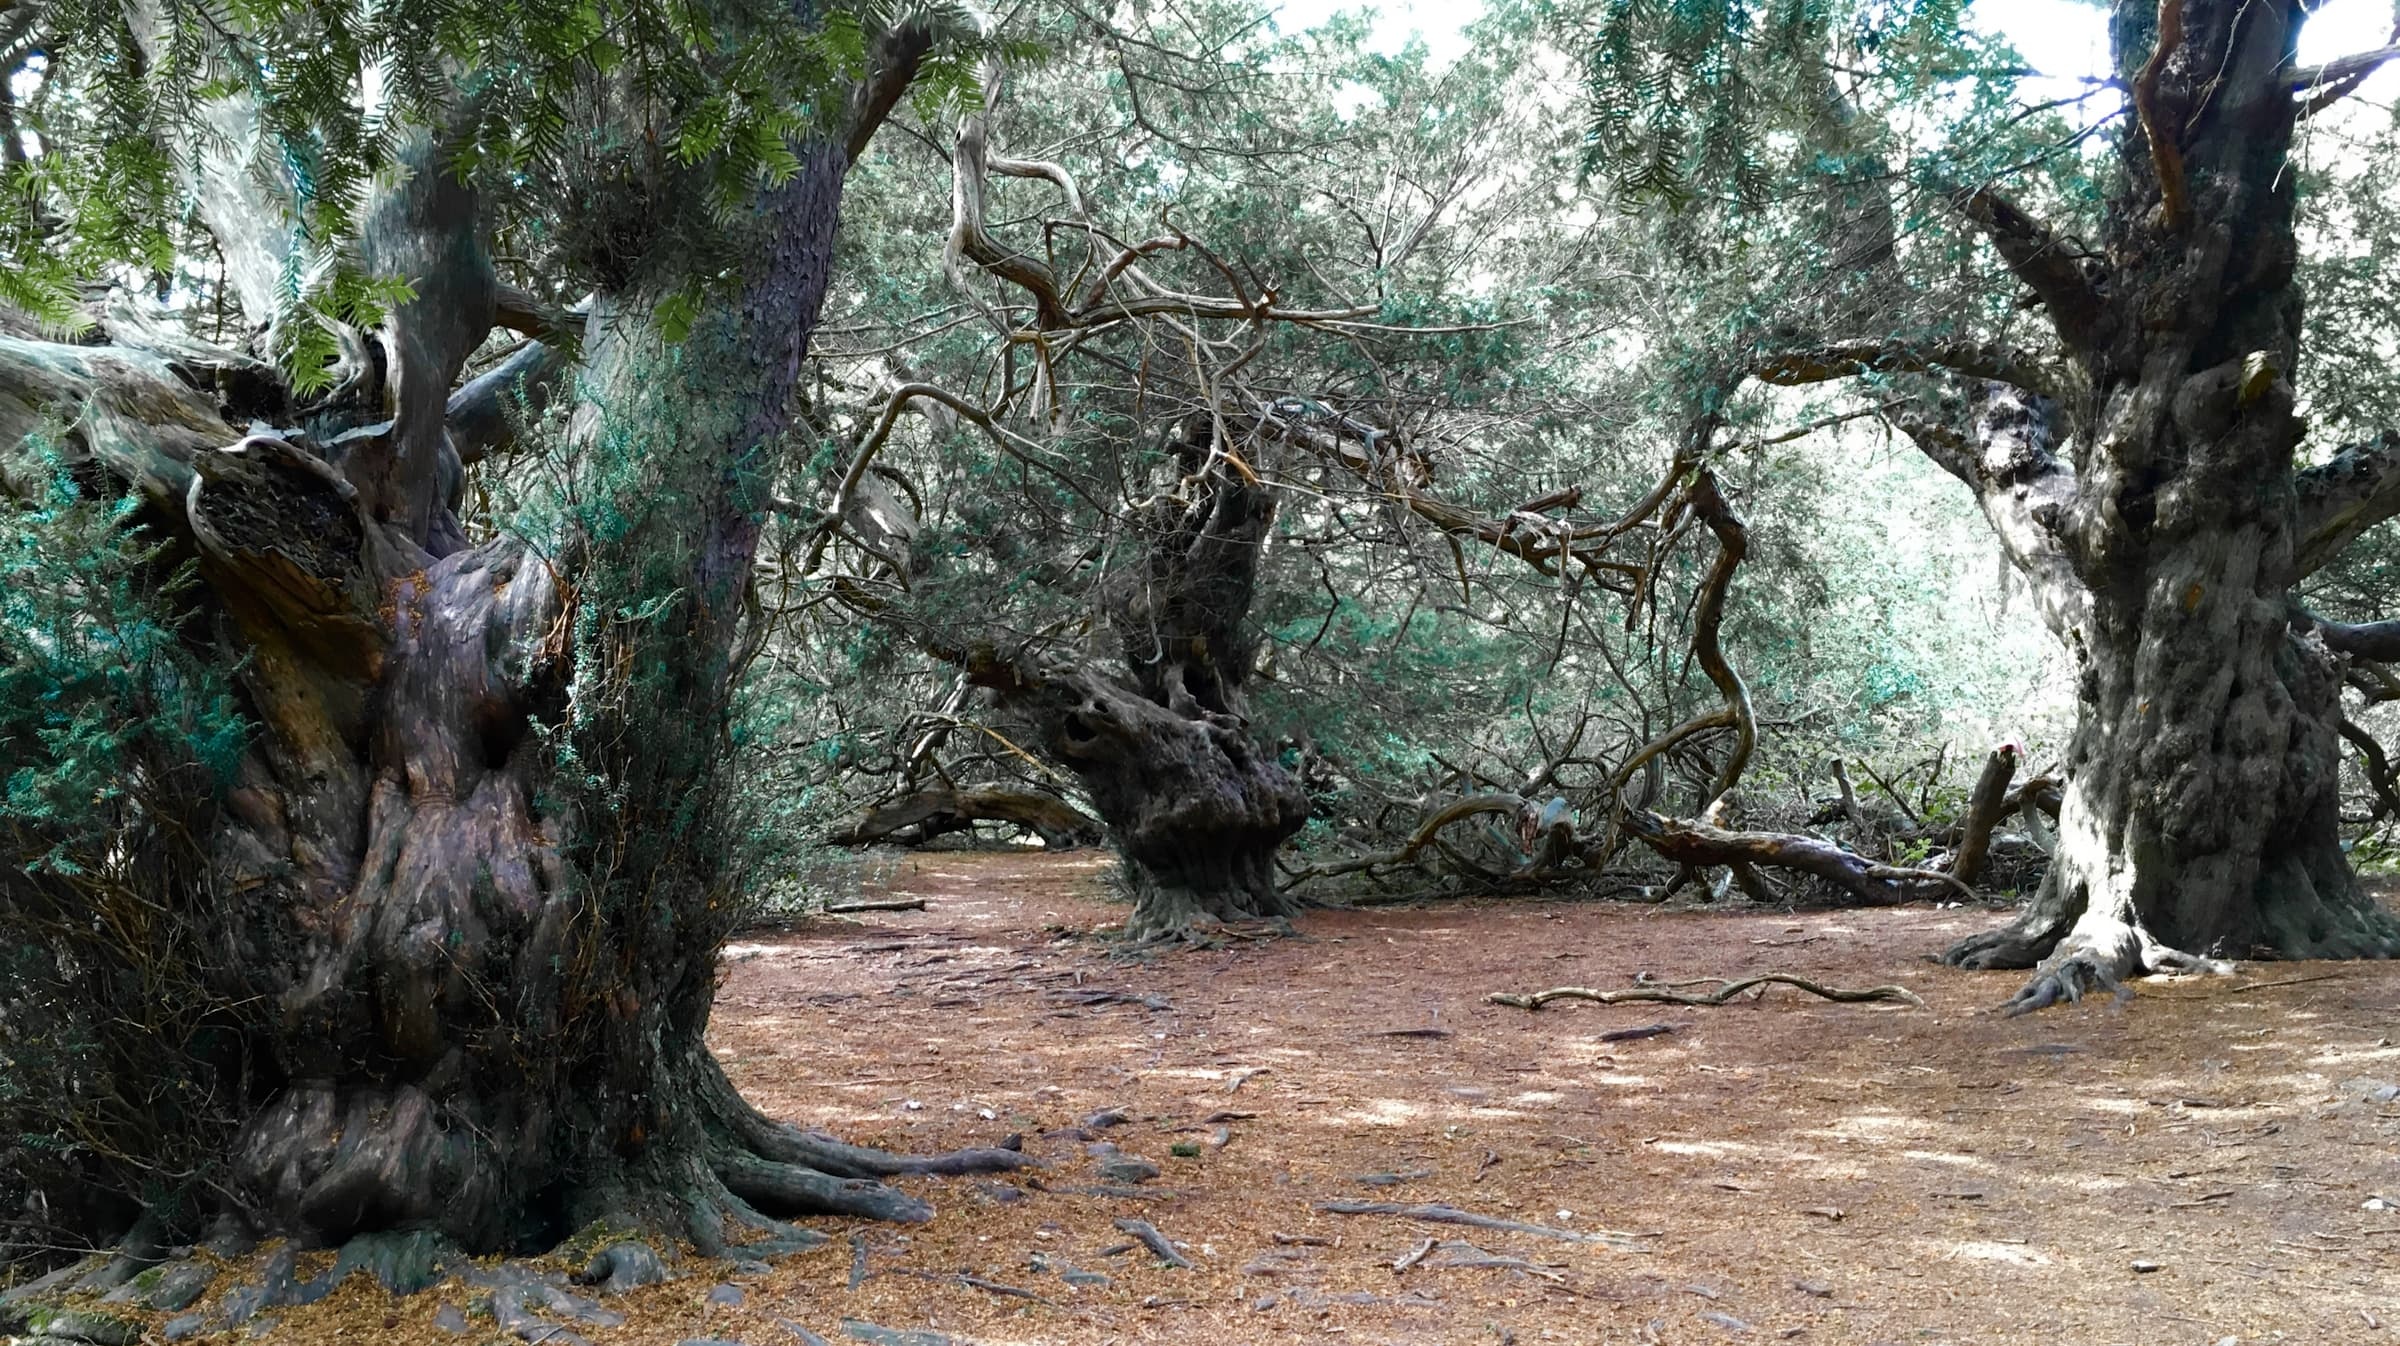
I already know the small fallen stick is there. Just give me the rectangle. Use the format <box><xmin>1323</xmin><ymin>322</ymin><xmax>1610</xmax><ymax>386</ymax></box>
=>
<box><xmin>1392</xmin><ymin>1236</ymin><xmax>1437</xmax><ymax>1272</ymax></box>
<box><xmin>1113</xmin><ymin>1218</ymin><xmax>1192</xmax><ymax>1268</ymax></box>
<box><xmin>1596</xmin><ymin>1022</ymin><xmax>1683</xmax><ymax>1042</ymax></box>
<box><xmin>1485</xmin><ymin>973</ymin><xmax>1924</xmax><ymax>1011</ymax></box>
<box><xmin>891</xmin><ymin>1269</ymin><xmax>1049</xmax><ymax>1303</ymax></box>
<box><xmin>1316</xmin><ymin>1200</ymin><xmax>1654</xmax><ymax>1252</ymax></box>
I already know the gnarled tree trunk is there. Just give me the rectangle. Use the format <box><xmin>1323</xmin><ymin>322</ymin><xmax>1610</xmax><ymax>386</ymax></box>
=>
<box><xmin>1923</xmin><ymin>1</ymin><xmax>2400</xmax><ymax>1008</ymax></box>
<box><xmin>0</xmin><ymin>26</ymin><xmax>1021</xmax><ymax>1263</ymax></box>
<box><xmin>970</xmin><ymin>420</ymin><xmax>1309</xmax><ymax>941</ymax></box>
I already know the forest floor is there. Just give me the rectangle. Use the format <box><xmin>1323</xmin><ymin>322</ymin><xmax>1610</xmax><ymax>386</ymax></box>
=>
<box><xmin>76</xmin><ymin>854</ymin><xmax>2400</xmax><ymax>1346</ymax></box>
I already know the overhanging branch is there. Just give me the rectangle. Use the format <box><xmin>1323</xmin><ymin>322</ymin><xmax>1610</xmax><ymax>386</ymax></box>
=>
<box><xmin>1886</xmin><ymin>388</ymin><xmax>2092</xmax><ymax>643</ymax></box>
<box><xmin>2290</xmin><ymin>31</ymin><xmax>2400</xmax><ymax>117</ymax></box>
<box><xmin>1943</xmin><ymin>182</ymin><xmax>2108</xmax><ymax>350</ymax></box>
<box><xmin>1755</xmin><ymin>337</ymin><xmax>2064</xmax><ymax>402</ymax></box>
<box><xmin>2293</xmin><ymin>432</ymin><xmax>2400</xmax><ymax>579</ymax></box>
<box><xmin>844</xmin><ymin>19</ymin><xmax>940</xmax><ymax>167</ymax></box>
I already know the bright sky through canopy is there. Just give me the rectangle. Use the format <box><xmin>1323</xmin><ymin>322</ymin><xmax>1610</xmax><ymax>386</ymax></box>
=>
<box><xmin>1271</xmin><ymin>0</ymin><xmax>2400</xmax><ymax>101</ymax></box>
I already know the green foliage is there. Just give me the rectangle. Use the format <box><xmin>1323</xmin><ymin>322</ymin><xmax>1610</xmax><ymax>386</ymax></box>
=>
<box><xmin>1582</xmin><ymin>0</ymin><xmax>1972</xmax><ymax>209</ymax></box>
<box><xmin>0</xmin><ymin>455</ymin><xmax>246</xmax><ymax>868</ymax></box>
<box><xmin>0</xmin><ymin>453</ymin><xmax>257</xmax><ymax>1263</ymax></box>
<box><xmin>4</xmin><ymin>0</ymin><xmax>999</xmax><ymax>370</ymax></box>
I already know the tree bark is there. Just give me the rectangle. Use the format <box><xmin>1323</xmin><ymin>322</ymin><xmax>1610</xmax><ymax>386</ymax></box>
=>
<box><xmin>966</xmin><ymin>420</ymin><xmax>1309</xmax><ymax>941</ymax></box>
<box><xmin>1933</xmin><ymin>1</ymin><xmax>2400</xmax><ymax>1009</ymax></box>
<box><xmin>0</xmin><ymin>31</ymin><xmax>1024</xmax><ymax>1259</ymax></box>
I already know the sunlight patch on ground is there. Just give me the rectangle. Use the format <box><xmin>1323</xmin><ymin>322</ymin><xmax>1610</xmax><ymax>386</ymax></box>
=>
<box><xmin>2307</xmin><ymin>1044</ymin><xmax>2400</xmax><ymax>1068</ymax></box>
<box><xmin>1650</xmin><ymin>1139</ymin><xmax>1752</xmax><ymax>1159</ymax></box>
<box><xmin>1332</xmin><ymin>1097</ymin><xmax>1426</xmax><ymax>1127</ymax></box>
<box><xmin>1947</xmin><ymin>1240</ymin><xmax>2053</xmax><ymax>1268</ymax></box>
<box><xmin>1808</xmin><ymin>1111</ymin><xmax>1932</xmax><ymax>1140</ymax></box>
<box><xmin>1900</xmin><ymin>1149</ymin><xmax>1990</xmax><ymax>1169</ymax></box>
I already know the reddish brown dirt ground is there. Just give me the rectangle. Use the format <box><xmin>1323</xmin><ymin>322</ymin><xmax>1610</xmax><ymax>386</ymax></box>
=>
<box><xmin>70</xmin><ymin>856</ymin><xmax>2400</xmax><ymax>1345</ymax></box>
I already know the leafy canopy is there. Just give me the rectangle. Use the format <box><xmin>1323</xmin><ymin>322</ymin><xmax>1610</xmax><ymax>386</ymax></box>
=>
<box><xmin>1</xmin><ymin>0</ymin><xmax>993</xmax><ymax>339</ymax></box>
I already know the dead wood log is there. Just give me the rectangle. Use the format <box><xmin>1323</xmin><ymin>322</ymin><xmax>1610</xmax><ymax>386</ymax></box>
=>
<box><xmin>828</xmin><ymin>788</ymin><xmax>1101</xmax><ymax>849</ymax></box>
<box><xmin>1618</xmin><ymin>809</ymin><xmax>1971</xmax><ymax>904</ymax></box>
<box><xmin>1485</xmin><ymin>972</ymin><xmax>1925</xmax><ymax>1011</ymax></box>
<box><xmin>1950</xmin><ymin>744</ymin><xmax>2020</xmax><ymax>886</ymax></box>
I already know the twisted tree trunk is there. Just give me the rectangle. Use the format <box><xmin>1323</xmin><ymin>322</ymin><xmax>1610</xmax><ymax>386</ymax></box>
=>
<box><xmin>0</xmin><ymin>27</ymin><xmax>1021</xmax><ymax>1262</ymax></box>
<box><xmin>1925</xmin><ymin>1</ymin><xmax>2400</xmax><ymax>1008</ymax></box>
<box><xmin>969</xmin><ymin>420</ymin><xmax>1308</xmax><ymax>941</ymax></box>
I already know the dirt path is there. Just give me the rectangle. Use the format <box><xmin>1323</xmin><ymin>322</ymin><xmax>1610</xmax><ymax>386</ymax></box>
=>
<box><xmin>676</xmin><ymin>854</ymin><xmax>2400</xmax><ymax>1345</ymax></box>
<box><xmin>120</xmin><ymin>855</ymin><xmax>2400</xmax><ymax>1345</ymax></box>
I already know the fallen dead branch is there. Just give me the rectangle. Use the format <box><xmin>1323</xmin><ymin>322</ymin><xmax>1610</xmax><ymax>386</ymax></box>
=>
<box><xmin>1484</xmin><ymin>973</ymin><xmax>1926</xmax><ymax>1011</ymax></box>
<box><xmin>1315</xmin><ymin>1200</ymin><xmax>1656</xmax><ymax>1252</ymax></box>
<box><xmin>892</xmin><ymin>1269</ymin><xmax>1049</xmax><ymax>1303</ymax></box>
<box><xmin>1620</xmin><ymin>809</ymin><xmax>1976</xmax><ymax>905</ymax></box>
<box><xmin>824</xmin><ymin>898</ymin><xmax>930</xmax><ymax>914</ymax></box>
<box><xmin>827</xmin><ymin>787</ymin><xmax>1101</xmax><ymax>850</ymax></box>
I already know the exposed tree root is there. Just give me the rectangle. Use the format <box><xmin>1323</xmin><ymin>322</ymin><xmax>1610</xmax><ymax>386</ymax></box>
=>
<box><xmin>1484</xmin><ymin>972</ymin><xmax>1925</xmax><ymax>1011</ymax></box>
<box><xmin>1111</xmin><ymin>1218</ymin><xmax>1192</xmax><ymax>1268</ymax></box>
<box><xmin>1113</xmin><ymin>864</ymin><xmax>1308</xmax><ymax>948</ymax></box>
<box><xmin>1941</xmin><ymin>909</ymin><xmax>2076</xmax><ymax>971</ymax></box>
<box><xmin>1996</xmin><ymin>915</ymin><xmax>2234</xmax><ymax>1018</ymax></box>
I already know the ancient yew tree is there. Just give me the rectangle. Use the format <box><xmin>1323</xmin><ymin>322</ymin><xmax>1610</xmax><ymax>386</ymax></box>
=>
<box><xmin>0</xmin><ymin>0</ymin><xmax>1020</xmax><ymax>1261</ymax></box>
<box><xmin>1590</xmin><ymin>0</ymin><xmax>2400</xmax><ymax>1008</ymax></box>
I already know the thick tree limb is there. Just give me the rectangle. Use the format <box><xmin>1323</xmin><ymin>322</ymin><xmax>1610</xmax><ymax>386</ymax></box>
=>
<box><xmin>845</xmin><ymin>20</ymin><xmax>940</xmax><ymax>167</ymax></box>
<box><xmin>2292</xmin><ymin>432</ymin><xmax>2400</xmax><ymax>579</ymax></box>
<box><xmin>1755</xmin><ymin>337</ymin><xmax>2063</xmax><ymax>402</ymax></box>
<box><xmin>1617</xmin><ymin>809</ymin><xmax>1971</xmax><ymax>905</ymax></box>
<box><xmin>490</xmin><ymin>284</ymin><xmax>580</xmax><ymax>345</ymax></box>
<box><xmin>0</xmin><ymin>335</ymin><xmax>233</xmax><ymax>513</ymax></box>
<box><xmin>1484</xmin><ymin>972</ymin><xmax>1926</xmax><ymax>1011</ymax></box>
<box><xmin>2341</xmin><ymin>718</ymin><xmax>2400</xmax><ymax>820</ymax></box>
<box><xmin>1943</xmin><ymin>183</ymin><xmax>2108</xmax><ymax>349</ymax></box>
<box><xmin>353</xmin><ymin>125</ymin><xmax>501</xmax><ymax>556</ymax></box>
<box><xmin>446</xmin><ymin>340</ymin><xmax>569</xmax><ymax>465</ymax></box>
<box><xmin>1888</xmin><ymin>389</ymin><xmax>2092</xmax><ymax>642</ymax></box>
<box><xmin>2314</xmin><ymin>616</ymin><xmax>2400</xmax><ymax>663</ymax></box>
<box><xmin>2290</xmin><ymin>43</ymin><xmax>2400</xmax><ymax>91</ymax></box>
<box><xmin>2290</xmin><ymin>32</ymin><xmax>2400</xmax><ymax>117</ymax></box>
